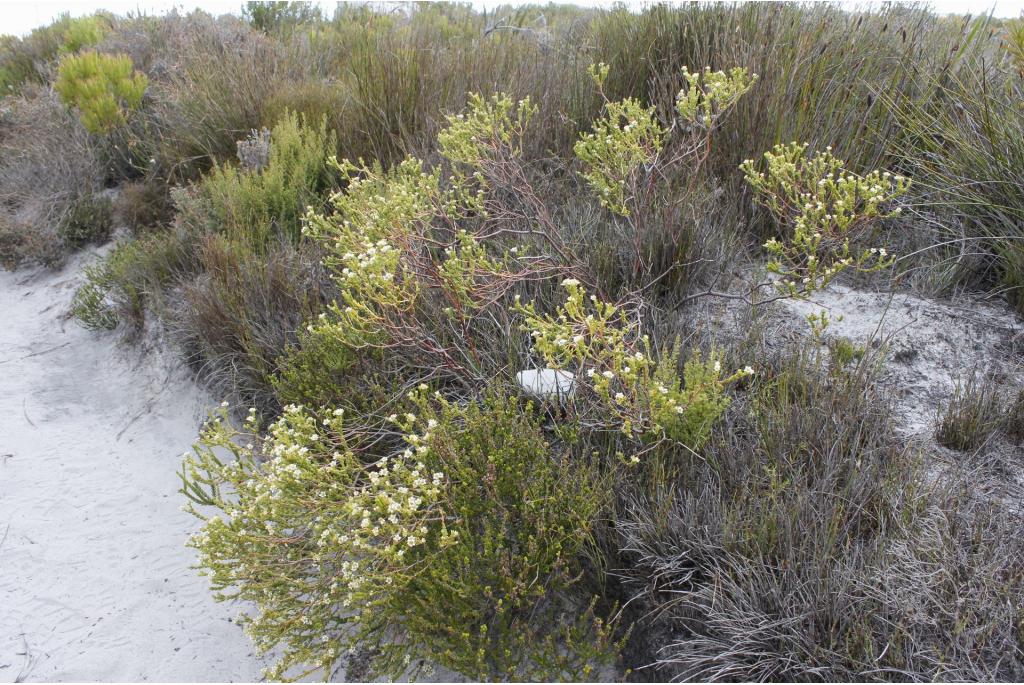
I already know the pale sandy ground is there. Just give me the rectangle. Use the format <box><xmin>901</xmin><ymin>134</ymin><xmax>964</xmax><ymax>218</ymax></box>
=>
<box><xmin>0</xmin><ymin>254</ymin><xmax>266</xmax><ymax>682</ymax></box>
<box><xmin>781</xmin><ymin>283</ymin><xmax>1024</xmax><ymax>435</ymax></box>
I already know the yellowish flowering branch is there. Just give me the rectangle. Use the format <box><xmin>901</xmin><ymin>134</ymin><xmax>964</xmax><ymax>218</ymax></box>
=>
<box><xmin>515</xmin><ymin>279</ymin><xmax>751</xmax><ymax>450</ymax></box>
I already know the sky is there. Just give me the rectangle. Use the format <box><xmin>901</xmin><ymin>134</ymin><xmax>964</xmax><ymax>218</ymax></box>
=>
<box><xmin>4</xmin><ymin>0</ymin><xmax>1024</xmax><ymax>37</ymax></box>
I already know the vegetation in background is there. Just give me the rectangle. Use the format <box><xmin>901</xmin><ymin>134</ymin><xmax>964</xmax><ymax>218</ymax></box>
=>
<box><xmin>0</xmin><ymin>13</ymin><xmax>110</xmax><ymax>93</ymax></box>
<box><xmin>54</xmin><ymin>51</ymin><xmax>147</xmax><ymax>133</ymax></box>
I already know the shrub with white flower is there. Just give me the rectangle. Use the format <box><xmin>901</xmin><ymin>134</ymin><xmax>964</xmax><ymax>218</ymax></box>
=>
<box><xmin>675</xmin><ymin>65</ymin><xmax>757</xmax><ymax>130</ymax></box>
<box><xmin>181</xmin><ymin>404</ymin><xmax>447</xmax><ymax>680</ymax></box>
<box><xmin>299</xmin><ymin>151</ymin><xmax>515</xmax><ymax>381</ymax></box>
<box><xmin>575</xmin><ymin>62</ymin><xmax>755</xmax><ymax>217</ymax></box>
<box><xmin>740</xmin><ymin>142</ymin><xmax>910</xmax><ymax>296</ymax></box>
<box><xmin>182</xmin><ymin>393</ymin><xmax>619</xmax><ymax>681</ymax></box>
<box><xmin>515</xmin><ymin>279</ymin><xmax>749</xmax><ymax>448</ymax></box>
<box><xmin>438</xmin><ymin>92</ymin><xmax>537</xmax><ymax>202</ymax></box>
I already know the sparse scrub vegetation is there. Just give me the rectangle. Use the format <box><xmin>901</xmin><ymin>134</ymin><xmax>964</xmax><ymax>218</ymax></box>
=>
<box><xmin>3</xmin><ymin>2</ymin><xmax>1023</xmax><ymax>681</ymax></box>
<box><xmin>936</xmin><ymin>372</ymin><xmax>1004</xmax><ymax>452</ymax></box>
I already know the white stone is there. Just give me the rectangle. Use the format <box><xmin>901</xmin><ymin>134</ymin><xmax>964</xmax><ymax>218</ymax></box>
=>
<box><xmin>516</xmin><ymin>368</ymin><xmax>576</xmax><ymax>401</ymax></box>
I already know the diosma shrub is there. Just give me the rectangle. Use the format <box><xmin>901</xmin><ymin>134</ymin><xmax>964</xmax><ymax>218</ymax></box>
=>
<box><xmin>741</xmin><ymin>142</ymin><xmax>909</xmax><ymax>296</ymax></box>
<box><xmin>575</xmin><ymin>63</ymin><xmax>755</xmax><ymax>217</ymax></box>
<box><xmin>182</xmin><ymin>392</ymin><xmax>618</xmax><ymax>681</ymax></box>
<box><xmin>54</xmin><ymin>51</ymin><xmax>146</xmax><ymax>134</ymax></box>
<box><xmin>516</xmin><ymin>279</ymin><xmax>751</xmax><ymax>449</ymax></box>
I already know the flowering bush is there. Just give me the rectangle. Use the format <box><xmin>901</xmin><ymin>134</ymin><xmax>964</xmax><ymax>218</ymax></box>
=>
<box><xmin>675</xmin><ymin>66</ymin><xmax>758</xmax><ymax>130</ymax></box>
<box><xmin>297</xmin><ymin>104</ymin><xmax>537</xmax><ymax>389</ymax></box>
<box><xmin>741</xmin><ymin>142</ymin><xmax>910</xmax><ymax>296</ymax></box>
<box><xmin>54</xmin><ymin>51</ymin><xmax>146</xmax><ymax>134</ymax></box>
<box><xmin>516</xmin><ymin>279</ymin><xmax>750</xmax><ymax>449</ymax></box>
<box><xmin>182</xmin><ymin>393</ymin><xmax>618</xmax><ymax>681</ymax></box>
<box><xmin>575</xmin><ymin>63</ymin><xmax>755</xmax><ymax>217</ymax></box>
<box><xmin>184</xmin><ymin>76</ymin><xmax>770</xmax><ymax>679</ymax></box>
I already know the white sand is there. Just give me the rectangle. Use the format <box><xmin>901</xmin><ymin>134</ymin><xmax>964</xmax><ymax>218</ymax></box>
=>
<box><xmin>781</xmin><ymin>284</ymin><xmax>1024</xmax><ymax>435</ymax></box>
<box><xmin>0</xmin><ymin>255</ymin><xmax>266</xmax><ymax>682</ymax></box>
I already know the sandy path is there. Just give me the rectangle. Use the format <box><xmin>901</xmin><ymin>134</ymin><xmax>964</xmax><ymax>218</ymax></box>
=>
<box><xmin>0</xmin><ymin>256</ymin><xmax>265</xmax><ymax>682</ymax></box>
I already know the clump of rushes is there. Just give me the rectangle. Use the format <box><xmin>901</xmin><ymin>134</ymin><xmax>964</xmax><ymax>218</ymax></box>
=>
<box><xmin>741</xmin><ymin>142</ymin><xmax>910</xmax><ymax>296</ymax></box>
<box><xmin>935</xmin><ymin>372</ymin><xmax>1003</xmax><ymax>452</ymax></box>
<box><xmin>54</xmin><ymin>51</ymin><xmax>146</xmax><ymax>134</ymax></box>
<box><xmin>182</xmin><ymin>392</ymin><xmax>620</xmax><ymax>681</ymax></box>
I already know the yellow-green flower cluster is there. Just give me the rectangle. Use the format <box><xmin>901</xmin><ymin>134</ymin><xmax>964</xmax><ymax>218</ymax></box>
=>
<box><xmin>438</xmin><ymin>92</ymin><xmax>537</xmax><ymax>169</ymax></box>
<box><xmin>304</xmin><ymin>156</ymin><xmax>442</xmax><ymax>253</ymax></box>
<box><xmin>298</xmin><ymin>100</ymin><xmax>521</xmax><ymax>363</ymax></box>
<box><xmin>575</xmin><ymin>63</ymin><xmax>754</xmax><ymax>216</ymax></box>
<box><xmin>574</xmin><ymin>95</ymin><xmax>665</xmax><ymax>216</ymax></box>
<box><xmin>516</xmin><ymin>279</ymin><xmax>748</xmax><ymax>447</ymax></box>
<box><xmin>741</xmin><ymin>142</ymin><xmax>909</xmax><ymax>294</ymax></box>
<box><xmin>182</xmin><ymin>403</ymin><xmax>451</xmax><ymax>680</ymax></box>
<box><xmin>675</xmin><ymin>66</ymin><xmax>757</xmax><ymax>129</ymax></box>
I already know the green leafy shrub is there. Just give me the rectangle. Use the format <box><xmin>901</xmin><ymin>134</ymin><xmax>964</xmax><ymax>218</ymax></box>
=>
<box><xmin>58</xmin><ymin>193</ymin><xmax>113</xmax><ymax>248</ymax></box>
<box><xmin>54</xmin><ymin>51</ymin><xmax>146</xmax><ymax>134</ymax></box>
<box><xmin>828</xmin><ymin>335</ymin><xmax>864</xmax><ymax>368</ymax></box>
<box><xmin>71</xmin><ymin>259</ymin><xmax>122</xmax><ymax>330</ymax></box>
<box><xmin>741</xmin><ymin>142</ymin><xmax>909</xmax><ymax>296</ymax></box>
<box><xmin>244</xmin><ymin>1</ymin><xmax>322</xmax><ymax>35</ymax></box>
<box><xmin>62</xmin><ymin>15</ymin><xmax>111</xmax><ymax>53</ymax></box>
<box><xmin>270</xmin><ymin>326</ymin><xmax>358</xmax><ymax>408</ymax></box>
<box><xmin>259</xmin><ymin>80</ymin><xmax>352</xmax><ymax>154</ymax></box>
<box><xmin>71</xmin><ymin>227</ymin><xmax>195</xmax><ymax>331</ymax></box>
<box><xmin>194</xmin><ymin>111</ymin><xmax>336</xmax><ymax>247</ymax></box>
<box><xmin>182</xmin><ymin>392</ymin><xmax>618</xmax><ymax>681</ymax></box>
